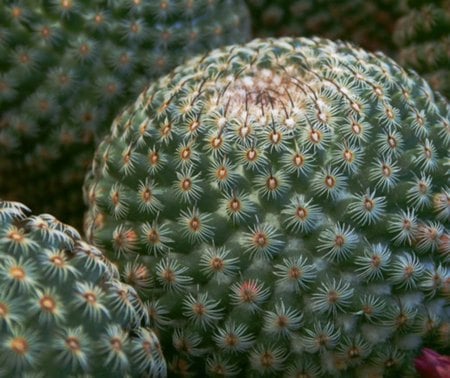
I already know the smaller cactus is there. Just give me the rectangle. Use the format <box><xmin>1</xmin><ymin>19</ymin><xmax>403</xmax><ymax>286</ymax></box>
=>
<box><xmin>0</xmin><ymin>200</ymin><xmax>166</xmax><ymax>377</ymax></box>
<box><xmin>245</xmin><ymin>0</ymin><xmax>404</xmax><ymax>52</ymax></box>
<box><xmin>0</xmin><ymin>0</ymin><xmax>251</xmax><ymax>228</ymax></box>
<box><xmin>393</xmin><ymin>0</ymin><xmax>450</xmax><ymax>98</ymax></box>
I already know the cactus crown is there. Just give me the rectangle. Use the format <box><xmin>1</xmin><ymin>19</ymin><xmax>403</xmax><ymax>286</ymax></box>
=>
<box><xmin>0</xmin><ymin>200</ymin><xmax>166</xmax><ymax>377</ymax></box>
<box><xmin>83</xmin><ymin>37</ymin><xmax>450</xmax><ymax>376</ymax></box>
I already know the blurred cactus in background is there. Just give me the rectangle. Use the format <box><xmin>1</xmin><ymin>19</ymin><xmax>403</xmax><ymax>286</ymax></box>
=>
<box><xmin>0</xmin><ymin>200</ymin><xmax>166</xmax><ymax>377</ymax></box>
<box><xmin>0</xmin><ymin>0</ymin><xmax>251</xmax><ymax>229</ymax></box>
<box><xmin>393</xmin><ymin>0</ymin><xmax>450</xmax><ymax>98</ymax></box>
<box><xmin>83</xmin><ymin>37</ymin><xmax>449</xmax><ymax>376</ymax></box>
<box><xmin>245</xmin><ymin>0</ymin><xmax>405</xmax><ymax>52</ymax></box>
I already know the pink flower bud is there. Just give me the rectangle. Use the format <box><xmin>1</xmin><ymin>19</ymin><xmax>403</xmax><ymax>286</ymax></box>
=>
<box><xmin>415</xmin><ymin>348</ymin><xmax>450</xmax><ymax>378</ymax></box>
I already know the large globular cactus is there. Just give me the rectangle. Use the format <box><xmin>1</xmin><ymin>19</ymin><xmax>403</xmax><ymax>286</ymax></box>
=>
<box><xmin>0</xmin><ymin>0</ymin><xmax>251</xmax><ymax>229</ymax></box>
<box><xmin>393</xmin><ymin>0</ymin><xmax>450</xmax><ymax>98</ymax></box>
<box><xmin>83</xmin><ymin>37</ymin><xmax>449</xmax><ymax>376</ymax></box>
<box><xmin>245</xmin><ymin>0</ymin><xmax>405</xmax><ymax>52</ymax></box>
<box><xmin>0</xmin><ymin>200</ymin><xmax>166</xmax><ymax>377</ymax></box>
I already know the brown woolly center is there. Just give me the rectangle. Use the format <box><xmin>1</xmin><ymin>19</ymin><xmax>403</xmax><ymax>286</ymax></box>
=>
<box><xmin>224</xmin><ymin>334</ymin><xmax>239</xmax><ymax>347</ymax></box>
<box><xmin>10</xmin><ymin>267</ymin><xmax>25</xmax><ymax>280</ymax></box>
<box><xmin>309</xmin><ymin>129</ymin><xmax>322</xmax><ymax>144</ymax></box>
<box><xmin>229</xmin><ymin>198</ymin><xmax>241</xmax><ymax>212</ymax></box>
<box><xmin>40</xmin><ymin>296</ymin><xmax>57</xmax><ymax>312</ymax></box>
<box><xmin>210</xmin><ymin>257</ymin><xmax>225</xmax><ymax>272</ymax></box>
<box><xmin>382</xmin><ymin>164</ymin><xmax>391</xmax><ymax>177</ymax></box>
<box><xmin>149</xmin><ymin>151</ymin><xmax>159</xmax><ymax>166</ymax></box>
<box><xmin>181</xmin><ymin>147</ymin><xmax>191</xmax><ymax>161</ymax></box>
<box><xmin>189</xmin><ymin>120</ymin><xmax>200</xmax><ymax>132</ymax></box>
<box><xmin>253</xmin><ymin>232</ymin><xmax>268</xmax><ymax>248</ymax></box>
<box><xmin>216</xmin><ymin>166</ymin><xmax>228</xmax><ymax>180</ymax></box>
<box><xmin>111</xmin><ymin>191</ymin><xmax>120</xmax><ymax>206</ymax></box>
<box><xmin>0</xmin><ymin>303</ymin><xmax>9</xmax><ymax>317</ymax></box>
<box><xmin>387</xmin><ymin>136</ymin><xmax>397</xmax><ymax>149</ymax></box>
<box><xmin>260</xmin><ymin>352</ymin><xmax>275</xmax><ymax>368</ymax></box>
<box><xmin>269</xmin><ymin>131</ymin><xmax>281</xmax><ymax>144</ymax></box>
<box><xmin>296</xmin><ymin>207</ymin><xmax>308</xmax><ymax>220</ymax></box>
<box><xmin>293</xmin><ymin>154</ymin><xmax>304</xmax><ymax>167</ymax></box>
<box><xmin>83</xmin><ymin>292</ymin><xmax>97</xmax><ymax>304</ymax></box>
<box><xmin>327</xmin><ymin>290</ymin><xmax>339</xmax><ymax>304</ymax></box>
<box><xmin>404</xmin><ymin>265</ymin><xmax>414</xmax><ymax>279</ymax></box>
<box><xmin>246</xmin><ymin>149</ymin><xmax>257</xmax><ymax>161</ymax></box>
<box><xmin>162</xmin><ymin>269</ymin><xmax>175</xmax><ymax>284</ymax></box>
<box><xmin>142</xmin><ymin>340</ymin><xmax>153</xmax><ymax>354</ymax></box>
<box><xmin>239</xmin><ymin>124</ymin><xmax>251</xmax><ymax>138</ymax></box>
<box><xmin>402</xmin><ymin>219</ymin><xmax>411</xmax><ymax>230</ymax></box>
<box><xmin>267</xmin><ymin>176</ymin><xmax>278</xmax><ymax>191</ymax></box>
<box><xmin>343</xmin><ymin>149</ymin><xmax>353</xmax><ymax>162</ymax></box>
<box><xmin>11</xmin><ymin>338</ymin><xmax>28</xmax><ymax>355</ymax></box>
<box><xmin>362</xmin><ymin>305</ymin><xmax>373</xmax><ymax>316</ymax></box>
<box><xmin>288</xmin><ymin>266</ymin><xmax>302</xmax><ymax>280</ymax></box>
<box><xmin>142</xmin><ymin>188</ymin><xmax>152</xmax><ymax>202</ymax></box>
<box><xmin>364</xmin><ymin>198</ymin><xmax>374</xmax><ymax>211</ymax></box>
<box><xmin>371</xmin><ymin>255</ymin><xmax>381</xmax><ymax>268</ymax></box>
<box><xmin>276</xmin><ymin>315</ymin><xmax>288</xmax><ymax>328</ymax></box>
<box><xmin>192</xmin><ymin>303</ymin><xmax>206</xmax><ymax>316</ymax></box>
<box><xmin>8</xmin><ymin>230</ymin><xmax>24</xmax><ymax>242</ymax></box>
<box><xmin>325</xmin><ymin>175</ymin><xmax>336</xmax><ymax>188</ymax></box>
<box><xmin>110</xmin><ymin>337</ymin><xmax>122</xmax><ymax>352</ymax></box>
<box><xmin>348</xmin><ymin>347</ymin><xmax>360</xmax><ymax>359</ymax></box>
<box><xmin>147</xmin><ymin>229</ymin><xmax>160</xmax><ymax>243</ymax></box>
<box><xmin>66</xmin><ymin>337</ymin><xmax>81</xmax><ymax>352</ymax></box>
<box><xmin>78</xmin><ymin>44</ymin><xmax>91</xmax><ymax>57</ymax></box>
<box><xmin>161</xmin><ymin>123</ymin><xmax>172</xmax><ymax>137</ymax></box>
<box><xmin>189</xmin><ymin>217</ymin><xmax>200</xmax><ymax>232</ymax></box>
<box><xmin>181</xmin><ymin>179</ymin><xmax>192</xmax><ymax>191</ymax></box>
<box><xmin>334</xmin><ymin>235</ymin><xmax>345</xmax><ymax>247</ymax></box>
<box><xmin>211</xmin><ymin>136</ymin><xmax>223</xmax><ymax>149</ymax></box>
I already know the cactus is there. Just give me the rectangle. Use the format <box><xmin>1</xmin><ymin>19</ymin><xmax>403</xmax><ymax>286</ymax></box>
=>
<box><xmin>83</xmin><ymin>37</ymin><xmax>449</xmax><ymax>376</ymax></box>
<box><xmin>245</xmin><ymin>0</ymin><xmax>404</xmax><ymax>52</ymax></box>
<box><xmin>0</xmin><ymin>0</ymin><xmax>251</xmax><ymax>229</ymax></box>
<box><xmin>0</xmin><ymin>200</ymin><xmax>166</xmax><ymax>377</ymax></box>
<box><xmin>393</xmin><ymin>0</ymin><xmax>450</xmax><ymax>98</ymax></box>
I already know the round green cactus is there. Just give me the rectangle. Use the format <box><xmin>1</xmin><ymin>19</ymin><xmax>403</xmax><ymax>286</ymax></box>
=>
<box><xmin>84</xmin><ymin>37</ymin><xmax>449</xmax><ymax>376</ymax></box>
<box><xmin>0</xmin><ymin>200</ymin><xmax>166</xmax><ymax>377</ymax></box>
<box><xmin>0</xmin><ymin>0</ymin><xmax>251</xmax><ymax>228</ymax></box>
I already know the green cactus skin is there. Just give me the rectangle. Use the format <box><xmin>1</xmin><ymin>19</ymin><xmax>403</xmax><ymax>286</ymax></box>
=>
<box><xmin>0</xmin><ymin>0</ymin><xmax>251</xmax><ymax>229</ymax></box>
<box><xmin>0</xmin><ymin>200</ymin><xmax>166</xmax><ymax>377</ymax></box>
<box><xmin>245</xmin><ymin>0</ymin><xmax>405</xmax><ymax>52</ymax></box>
<box><xmin>393</xmin><ymin>0</ymin><xmax>450</xmax><ymax>99</ymax></box>
<box><xmin>83</xmin><ymin>37</ymin><xmax>449</xmax><ymax>376</ymax></box>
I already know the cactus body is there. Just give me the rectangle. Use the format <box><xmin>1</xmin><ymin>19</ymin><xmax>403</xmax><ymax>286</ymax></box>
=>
<box><xmin>393</xmin><ymin>0</ymin><xmax>450</xmax><ymax>98</ymax></box>
<box><xmin>0</xmin><ymin>200</ymin><xmax>166</xmax><ymax>377</ymax></box>
<box><xmin>0</xmin><ymin>0</ymin><xmax>251</xmax><ymax>228</ymax></box>
<box><xmin>84</xmin><ymin>37</ymin><xmax>449</xmax><ymax>376</ymax></box>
